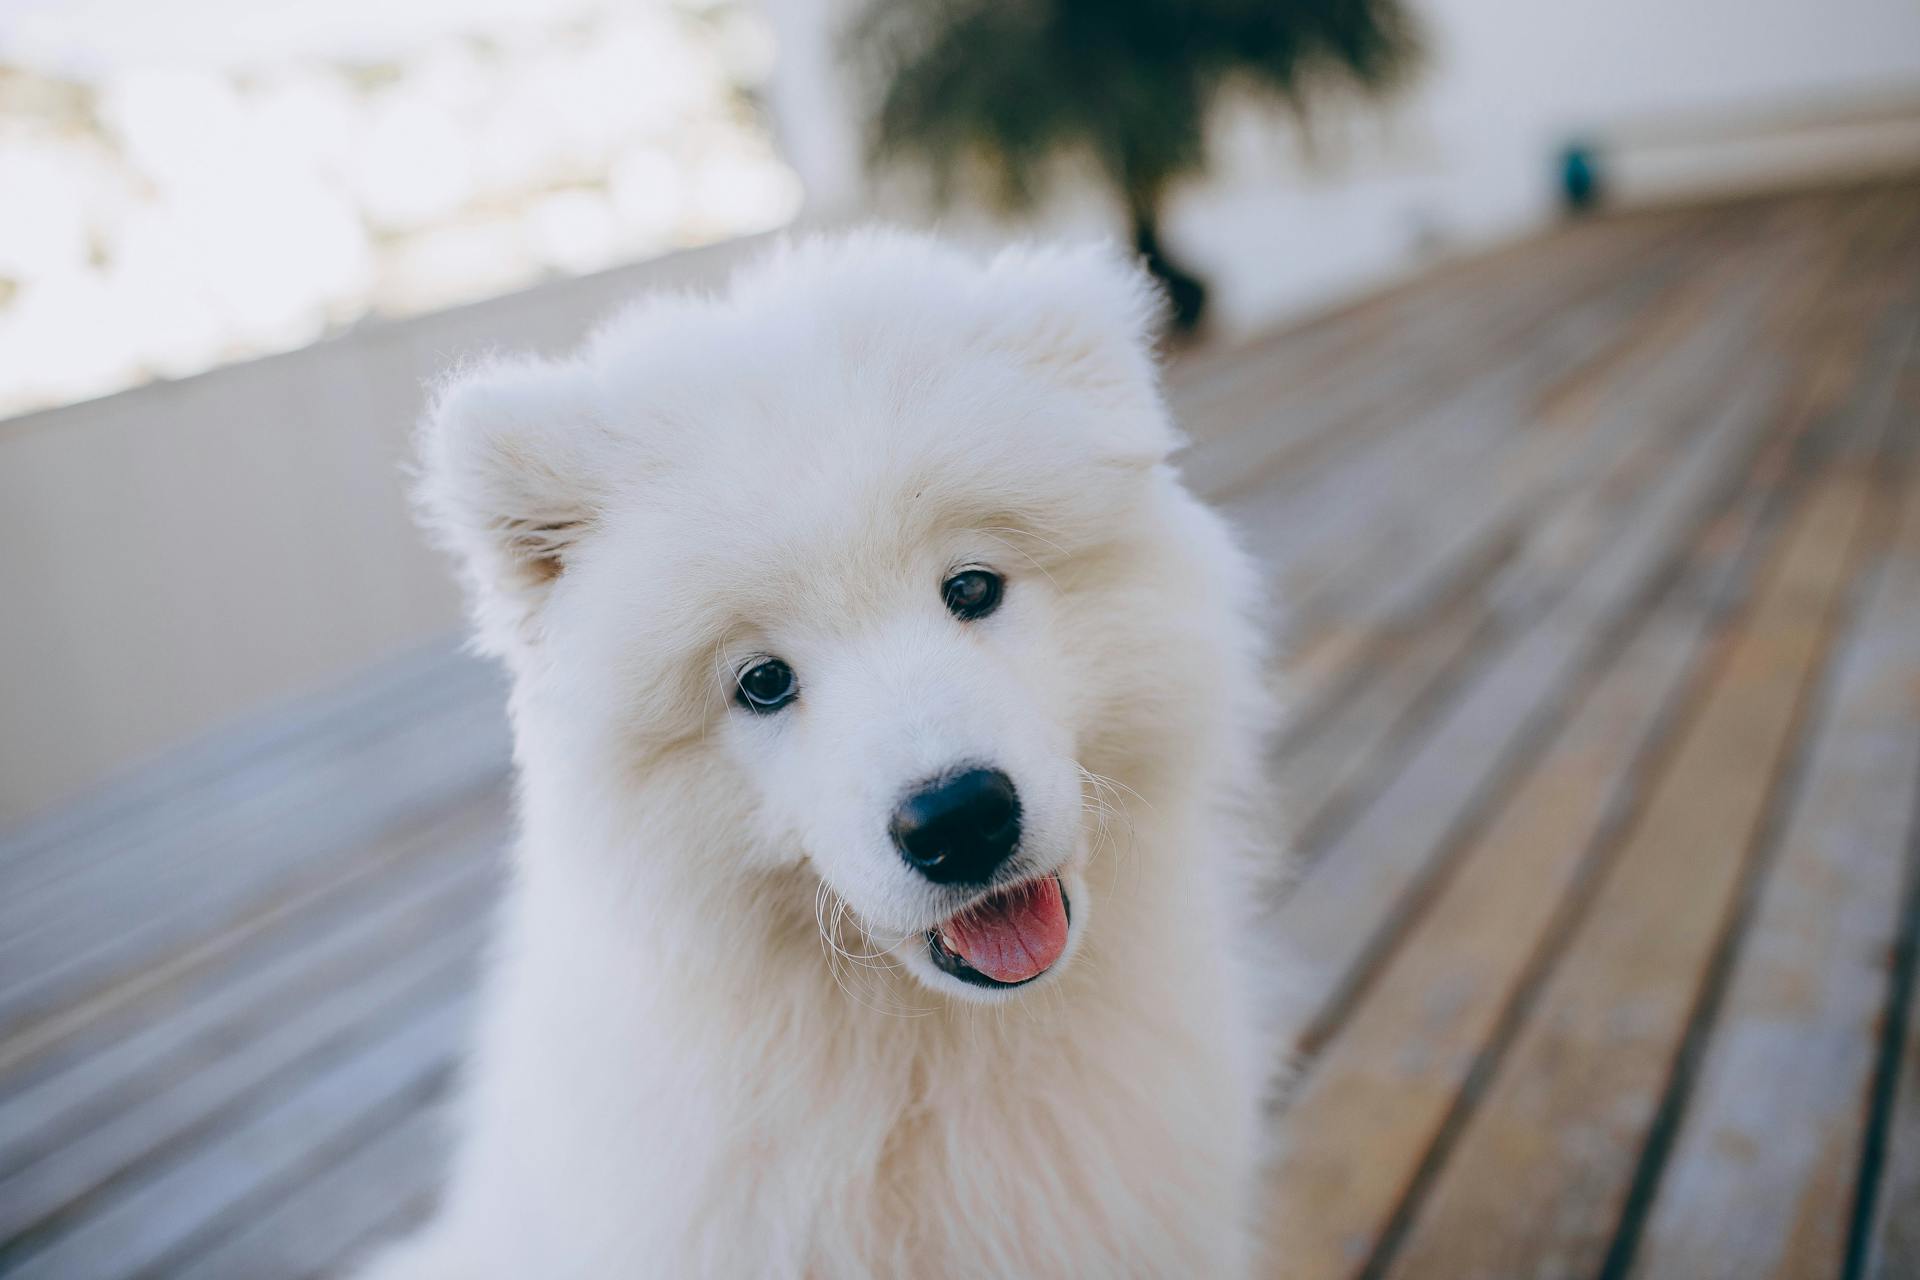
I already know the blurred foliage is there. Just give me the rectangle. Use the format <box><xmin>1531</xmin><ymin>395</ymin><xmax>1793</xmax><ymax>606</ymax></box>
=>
<box><xmin>850</xmin><ymin>0</ymin><xmax>1420</xmax><ymax>330</ymax></box>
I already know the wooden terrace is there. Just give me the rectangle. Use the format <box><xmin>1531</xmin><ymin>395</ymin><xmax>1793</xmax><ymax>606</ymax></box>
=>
<box><xmin>2</xmin><ymin>182</ymin><xmax>1918</xmax><ymax>1278</ymax></box>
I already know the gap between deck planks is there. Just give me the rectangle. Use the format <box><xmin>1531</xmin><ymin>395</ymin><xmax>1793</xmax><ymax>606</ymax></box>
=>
<box><xmin>1241</xmin><ymin>206</ymin><xmax>1783</xmax><ymax>829</ymax></box>
<box><xmin>1857</xmin><ymin>329</ymin><xmax>1920</xmax><ymax>1280</ymax></box>
<box><xmin>1260</xmin><ymin>190</ymin><xmax>1920</xmax><ymax>1280</ymax></box>
<box><xmin>1268</xmin><ymin>218</ymin><xmax>1798</xmax><ymax>866</ymax></box>
<box><xmin>1273</xmin><ymin>183</ymin><xmax>1917</xmax><ymax>1038</ymax></box>
<box><xmin>1622</xmin><ymin>324</ymin><xmax>1920</xmax><ymax>1280</ymax></box>
<box><xmin>1376</xmin><ymin>374</ymin><xmax>1895</xmax><ymax>1280</ymax></box>
<box><xmin>1351</xmin><ymin>208</ymin><xmax>1920</xmax><ymax>1274</ymax></box>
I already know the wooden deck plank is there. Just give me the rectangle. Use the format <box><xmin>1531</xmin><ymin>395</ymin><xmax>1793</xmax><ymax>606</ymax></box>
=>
<box><xmin>1269</xmin><ymin>231</ymin><xmax>1801</xmax><ymax>856</ymax></box>
<box><xmin>0</xmin><ymin>914</ymin><xmax>478</xmax><ymax>1252</ymax></box>
<box><xmin>1865</xmin><ymin>819</ymin><xmax>1920</xmax><ymax>1280</ymax></box>
<box><xmin>1170</xmin><ymin>208</ymin><xmax>1683</xmax><ymax>441</ymax></box>
<box><xmin>1181</xmin><ymin>211</ymin><xmax>1701</xmax><ymax>502</ymax></box>
<box><xmin>0</xmin><ymin>687</ymin><xmax>505</xmax><ymax>999</ymax></box>
<box><xmin>1272</xmin><ymin>354</ymin><xmax>1781</xmax><ymax>1030</ymax></box>
<box><xmin>169</xmin><ymin>1102</ymin><xmax>450</xmax><ymax>1280</ymax></box>
<box><xmin>1218</xmin><ymin>235</ymin><xmax>1691</xmax><ymax>592</ymax></box>
<box><xmin>0</xmin><ymin>767</ymin><xmax>503</xmax><ymax>1095</ymax></box>
<box><xmin>1273</xmin><ymin>581</ymin><xmax>1493</xmax><ymax>849</ymax></box>
<box><xmin>1265</xmin><ymin>603</ymin><xmax>1716</xmax><ymax>1280</ymax></box>
<box><xmin>0</xmin><ymin>642</ymin><xmax>497</xmax><ymax>889</ymax></box>
<box><xmin>1254</xmin><ymin>287</ymin><xmax>1844</xmax><ymax>1273</ymax></box>
<box><xmin>0</xmin><ymin>818</ymin><xmax>493</xmax><ymax>1176</ymax></box>
<box><xmin>1258</xmin><ymin>220</ymin><xmax>1737</xmax><ymax>627</ymax></box>
<box><xmin>0</xmin><ymin>788</ymin><xmax>499</xmax><ymax>1099</ymax></box>
<box><xmin>1240</xmin><ymin>212</ymin><xmax>1808</xmax><ymax>749</ymax></box>
<box><xmin>1623</xmin><ymin>325</ymin><xmax>1919</xmax><ymax>1280</ymax></box>
<box><xmin>1251</xmin><ymin>200</ymin><xmax>1911</xmax><ymax>1275</ymax></box>
<box><xmin>0</xmin><ymin>740</ymin><xmax>503</xmax><ymax>1105</ymax></box>
<box><xmin>0</xmin><ymin>650</ymin><xmax>495</xmax><ymax>938</ymax></box>
<box><xmin>1861</xmin><ymin>356</ymin><xmax>1920</xmax><ymax>1280</ymax></box>
<box><xmin>1375</xmin><ymin>381</ymin><xmax>1890</xmax><ymax>1279</ymax></box>
<box><xmin>0</xmin><ymin>998</ymin><xmax>470</xmax><ymax>1279</ymax></box>
<box><xmin>1324</xmin><ymin>231</ymin><xmax>1785</xmax><ymax>639</ymax></box>
<box><xmin>1274</xmin><ymin>187</ymin><xmax>1917</xmax><ymax>1038</ymax></box>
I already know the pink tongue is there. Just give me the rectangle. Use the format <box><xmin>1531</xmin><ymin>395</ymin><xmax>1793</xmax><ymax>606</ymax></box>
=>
<box><xmin>943</xmin><ymin>877</ymin><xmax>1069</xmax><ymax>984</ymax></box>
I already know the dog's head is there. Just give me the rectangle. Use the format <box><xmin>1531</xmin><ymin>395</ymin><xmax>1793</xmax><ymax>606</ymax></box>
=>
<box><xmin>418</xmin><ymin>232</ymin><xmax>1227</xmax><ymax>1003</ymax></box>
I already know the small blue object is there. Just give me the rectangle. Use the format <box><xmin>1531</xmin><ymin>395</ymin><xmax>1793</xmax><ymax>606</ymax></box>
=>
<box><xmin>1561</xmin><ymin>144</ymin><xmax>1600</xmax><ymax>213</ymax></box>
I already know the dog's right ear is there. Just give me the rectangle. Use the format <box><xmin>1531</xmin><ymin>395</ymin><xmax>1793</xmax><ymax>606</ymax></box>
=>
<box><xmin>414</xmin><ymin>355</ymin><xmax>619</xmax><ymax>655</ymax></box>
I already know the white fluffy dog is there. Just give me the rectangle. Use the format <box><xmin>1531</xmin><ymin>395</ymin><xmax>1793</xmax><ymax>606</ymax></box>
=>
<box><xmin>365</xmin><ymin>231</ymin><xmax>1286</xmax><ymax>1278</ymax></box>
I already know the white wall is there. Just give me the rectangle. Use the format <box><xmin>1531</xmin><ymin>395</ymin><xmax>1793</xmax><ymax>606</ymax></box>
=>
<box><xmin>766</xmin><ymin>0</ymin><xmax>1920</xmax><ymax>335</ymax></box>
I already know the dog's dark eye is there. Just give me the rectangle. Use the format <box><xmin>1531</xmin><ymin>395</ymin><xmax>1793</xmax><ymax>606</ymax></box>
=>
<box><xmin>736</xmin><ymin>658</ymin><xmax>797</xmax><ymax>713</ymax></box>
<box><xmin>943</xmin><ymin>569</ymin><xmax>1004</xmax><ymax>621</ymax></box>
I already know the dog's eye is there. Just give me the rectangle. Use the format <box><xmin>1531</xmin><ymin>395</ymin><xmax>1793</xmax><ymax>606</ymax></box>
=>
<box><xmin>736</xmin><ymin>658</ymin><xmax>798</xmax><ymax>713</ymax></box>
<box><xmin>943</xmin><ymin>569</ymin><xmax>1004</xmax><ymax>621</ymax></box>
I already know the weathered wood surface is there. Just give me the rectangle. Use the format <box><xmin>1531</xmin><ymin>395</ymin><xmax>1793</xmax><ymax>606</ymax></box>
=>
<box><xmin>3</xmin><ymin>183</ymin><xmax>1917</xmax><ymax>1278</ymax></box>
<box><xmin>1621</xmin><ymin>328</ymin><xmax>1920</xmax><ymax>1280</ymax></box>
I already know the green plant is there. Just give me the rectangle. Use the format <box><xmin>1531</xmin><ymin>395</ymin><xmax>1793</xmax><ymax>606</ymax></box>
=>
<box><xmin>852</xmin><ymin>0</ymin><xmax>1420</xmax><ymax>333</ymax></box>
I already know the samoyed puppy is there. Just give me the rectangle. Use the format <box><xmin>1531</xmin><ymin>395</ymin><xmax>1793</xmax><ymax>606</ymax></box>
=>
<box><xmin>363</xmin><ymin>231</ymin><xmax>1287</xmax><ymax>1279</ymax></box>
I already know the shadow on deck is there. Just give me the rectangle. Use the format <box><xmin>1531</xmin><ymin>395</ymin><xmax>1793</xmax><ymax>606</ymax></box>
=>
<box><xmin>3</xmin><ymin>181</ymin><xmax>1919</xmax><ymax>1279</ymax></box>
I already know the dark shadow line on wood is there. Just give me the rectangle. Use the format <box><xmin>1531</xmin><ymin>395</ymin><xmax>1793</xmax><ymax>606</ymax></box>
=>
<box><xmin>1841</xmin><ymin>346</ymin><xmax>1920</xmax><ymax>1280</ymax></box>
<box><xmin>0</xmin><ymin>763</ymin><xmax>509</xmax><ymax>1084</ymax></box>
<box><xmin>1845</xmin><ymin>739</ymin><xmax>1920</xmax><ymax>1279</ymax></box>
<box><xmin>0</xmin><ymin>848</ymin><xmax>496</xmax><ymax>1183</ymax></box>
<box><xmin>1595</xmin><ymin>497</ymin><xmax>1887</xmax><ymax>1280</ymax></box>
<box><xmin>1271</xmin><ymin>523</ymin><xmax>1529</xmax><ymax>772</ymax></box>
<box><xmin>1344</xmin><ymin>253</ymin><xmax>1883</xmax><ymax>1269</ymax></box>
<box><xmin>1346</xmin><ymin>445</ymin><xmax>1801</xmax><ymax>1280</ymax></box>
<box><xmin>0</xmin><ymin>956</ymin><xmax>473</xmax><ymax>1264</ymax></box>
<box><xmin>1596</xmin><ymin>304</ymin><xmax>1917</xmax><ymax>1280</ymax></box>
<box><xmin>135</xmin><ymin>1062</ymin><xmax>457</xmax><ymax>1280</ymax></box>
<box><xmin>1295</xmin><ymin>341</ymin><xmax>1802</xmax><ymax>1063</ymax></box>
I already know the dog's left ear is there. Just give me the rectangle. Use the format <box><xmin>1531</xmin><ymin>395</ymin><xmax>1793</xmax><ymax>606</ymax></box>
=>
<box><xmin>986</xmin><ymin>242</ymin><xmax>1180</xmax><ymax>465</ymax></box>
<box><xmin>414</xmin><ymin>354</ymin><xmax>626</xmax><ymax>656</ymax></box>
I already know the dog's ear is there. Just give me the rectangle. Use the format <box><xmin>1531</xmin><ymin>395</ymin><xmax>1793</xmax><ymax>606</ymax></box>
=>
<box><xmin>414</xmin><ymin>354</ymin><xmax>620</xmax><ymax>654</ymax></box>
<box><xmin>985</xmin><ymin>242</ymin><xmax>1179</xmax><ymax>465</ymax></box>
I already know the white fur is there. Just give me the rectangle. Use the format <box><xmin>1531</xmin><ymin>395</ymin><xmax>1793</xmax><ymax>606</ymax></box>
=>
<box><xmin>365</xmin><ymin>230</ymin><xmax>1290</xmax><ymax>1279</ymax></box>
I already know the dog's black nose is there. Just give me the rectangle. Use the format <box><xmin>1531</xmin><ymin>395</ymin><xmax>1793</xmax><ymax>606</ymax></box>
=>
<box><xmin>890</xmin><ymin>767</ymin><xmax>1021</xmax><ymax>885</ymax></box>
